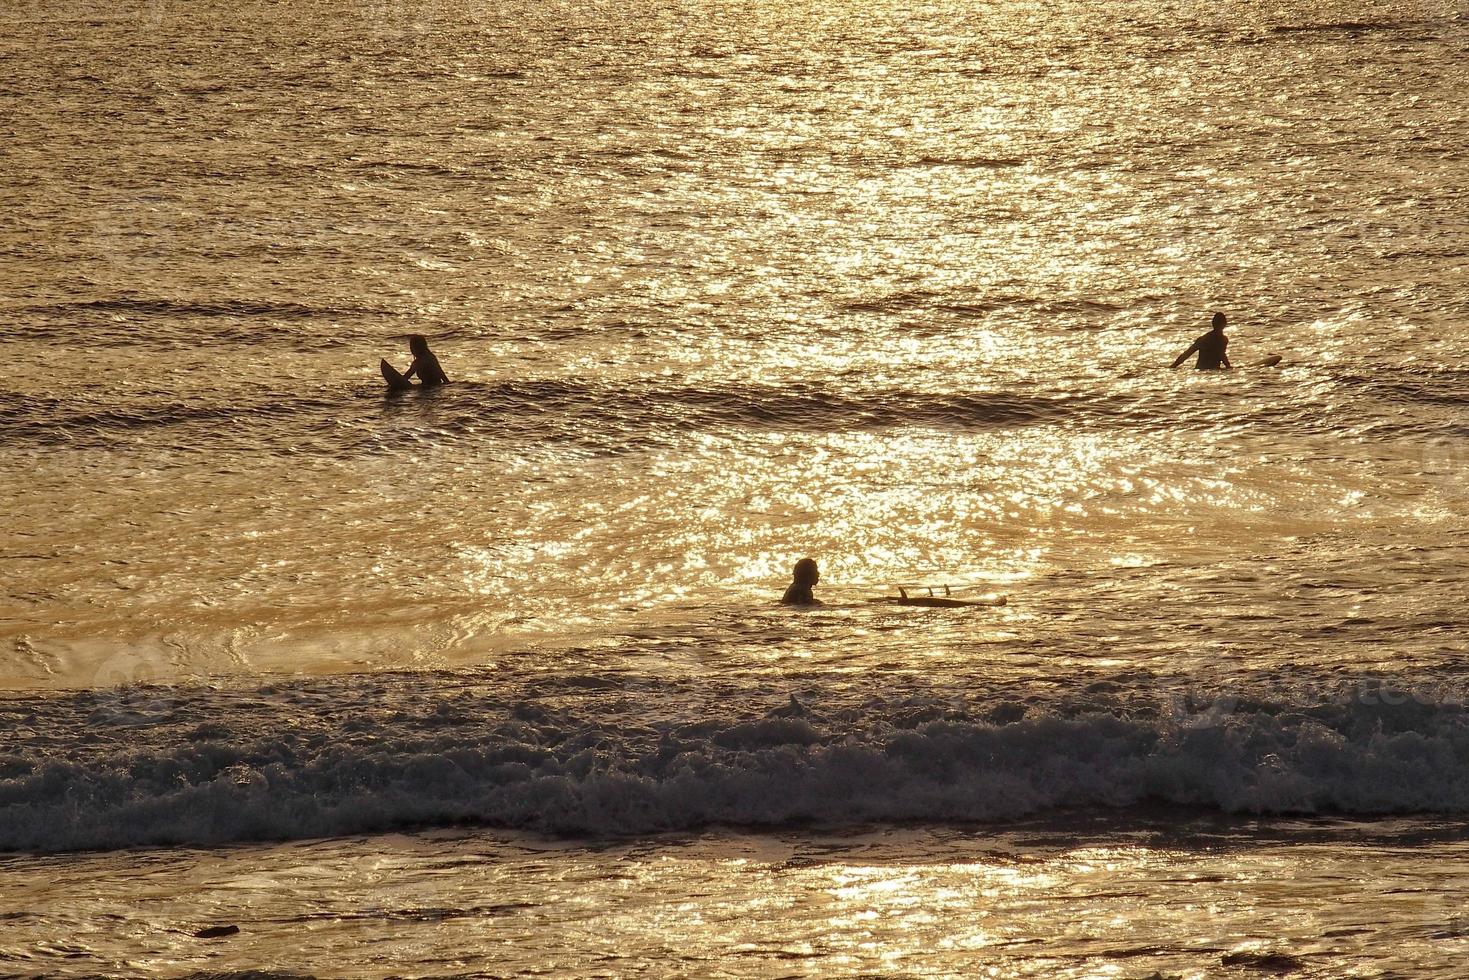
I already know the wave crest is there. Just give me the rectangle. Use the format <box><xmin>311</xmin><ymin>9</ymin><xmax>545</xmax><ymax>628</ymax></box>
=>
<box><xmin>4</xmin><ymin>676</ymin><xmax>1469</xmax><ymax>853</ymax></box>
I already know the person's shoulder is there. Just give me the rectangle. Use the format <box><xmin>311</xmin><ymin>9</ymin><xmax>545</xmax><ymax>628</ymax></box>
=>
<box><xmin>781</xmin><ymin>585</ymin><xmax>813</xmax><ymax>605</ymax></box>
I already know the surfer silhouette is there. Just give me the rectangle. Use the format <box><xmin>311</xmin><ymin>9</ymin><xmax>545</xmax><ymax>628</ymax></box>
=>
<box><xmin>381</xmin><ymin>335</ymin><xmax>449</xmax><ymax>390</ymax></box>
<box><xmin>400</xmin><ymin>335</ymin><xmax>449</xmax><ymax>385</ymax></box>
<box><xmin>1171</xmin><ymin>312</ymin><xmax>1231</xmax><ymax>370</ymax></box>
<box><xmin>781</xmin><ymin>558</ymin><xmax>822</xmax><ymax>606</ymax></box>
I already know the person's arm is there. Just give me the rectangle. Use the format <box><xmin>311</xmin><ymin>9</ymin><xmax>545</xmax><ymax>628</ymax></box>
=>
<box><xmin>402</xmin><ymin>358</ymin><xmax>420</xmax><ymax>380</ymax></box>
<box><xmin>1170</xmin><ymin>342</ymin><xmax>1199</xmax><ymax>369</ymax></box>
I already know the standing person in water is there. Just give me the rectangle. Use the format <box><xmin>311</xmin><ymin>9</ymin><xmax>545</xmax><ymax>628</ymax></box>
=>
<box><xmin>399</xmin><ymin>334</ymin><xmax>449</xmax><ymax>386</ymax></box>
<box><xmin>1171</xmin><ymin>312</ymin><xmax>1232</xmax><ymax>371</ymax></box>
<box><xmin>781</xmin><ymin>558</ymin><xmax>822</xmax><ymax>606</ymax></box>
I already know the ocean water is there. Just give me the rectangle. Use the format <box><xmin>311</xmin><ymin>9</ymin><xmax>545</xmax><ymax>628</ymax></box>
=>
<box><xmin>3</xmin><ymin>0</ymin><xmax>1469</xmax><ymax>974</ymax></box>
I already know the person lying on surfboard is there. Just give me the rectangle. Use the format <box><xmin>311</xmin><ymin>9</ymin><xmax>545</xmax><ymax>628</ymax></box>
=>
<box><xmin>1171</xmin><ymin>312</ymin><xmax>1231</xmax><ymax>371</ymax></box>
<box><xmin>781</xmin><ymin>558</ymin><xmax>821</xmax><ymax>606</ymax></box>
<box><xmin>388</xmin><ymin>334</ymin><xmax>450</xmax><ymax>386</ymax></box>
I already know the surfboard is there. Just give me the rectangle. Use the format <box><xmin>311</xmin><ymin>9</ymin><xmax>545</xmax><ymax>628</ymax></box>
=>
<box><xmin>867</xmin><ymin>595</ymin><xmax>1007</xmax><ymax>608</ymax></box>
<box><xmin>380</xmin><ymin>359</ymin><xmax>414</xmax><ymax>392</ymax></box>
<box><xmin>864</xmin><ymin>587</ymin><xmax>1007</xmax><ymax>608</ymax></box>
<box><xmin>1256</xmin><ymin>354</ymin><xmax>1283</xmax><ymax>368</ymax></box>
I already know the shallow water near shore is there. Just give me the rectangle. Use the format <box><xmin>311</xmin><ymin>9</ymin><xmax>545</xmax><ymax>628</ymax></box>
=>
<box><xmin>3</xmin><ymin>0</ymin><xmax>1469</xmax><ymax>974</ymax></box>
<box><xmin>8</xmin><ymin>819</ymin><xmax>1469</xmax><ymax>978</ymax></box>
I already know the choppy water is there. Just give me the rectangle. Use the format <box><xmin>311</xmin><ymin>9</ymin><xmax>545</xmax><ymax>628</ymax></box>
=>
<box><xmin>3</xmin><ymin>0</ymin><xmax>1469</xmax><ymax>974</ymax></box>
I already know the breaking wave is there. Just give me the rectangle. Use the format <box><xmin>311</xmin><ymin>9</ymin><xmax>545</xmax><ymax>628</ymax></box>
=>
<box><xmin>4</xmin><ymin>673</ymin><xmax>1469</xmax><ymax>853</ymax></box>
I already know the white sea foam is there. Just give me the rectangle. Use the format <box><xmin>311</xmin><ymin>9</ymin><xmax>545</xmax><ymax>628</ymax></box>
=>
<box><xmin>4</xmin><ymin>674</ymin><xmax>1469</xmax><ymax>853</ymax></box>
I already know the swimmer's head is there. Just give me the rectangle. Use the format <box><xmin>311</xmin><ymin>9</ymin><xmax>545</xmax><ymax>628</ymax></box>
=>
<box><xmin>792</xmin><ymin>557</ymin><xmax>820</xmax><ymax>587</ymax></box>
<box><xmin>1211</xmin><ymin>312</ymin><xmax>1227</xmax><ymax>331</ymax></box>
<box><xmin>409</xmin><ymin>334</ymin><xmax>431</xmax><ymax>357</ymax></box>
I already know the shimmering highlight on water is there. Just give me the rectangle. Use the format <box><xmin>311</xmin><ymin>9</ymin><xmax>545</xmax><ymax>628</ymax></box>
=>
<box><xmin>2</xmin><ymin>0</ymin><xmax>1468</xmax><ymax>974</ymax></box>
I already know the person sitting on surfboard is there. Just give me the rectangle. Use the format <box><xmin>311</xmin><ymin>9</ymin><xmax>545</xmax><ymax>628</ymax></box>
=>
<box><xmin>781</xmin><ymin>558</ymin><xmax>821</xmax><ymax>606</ymax></box>
<box><xmin>393</xmin><ymin>334</ymin><xmax>449</xmax><ymax>386</ymax></box>
<box><xmin>1171</xmin><ymin>312</ymin><xmax>1231</xmax><ymax>371</ymax></box>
